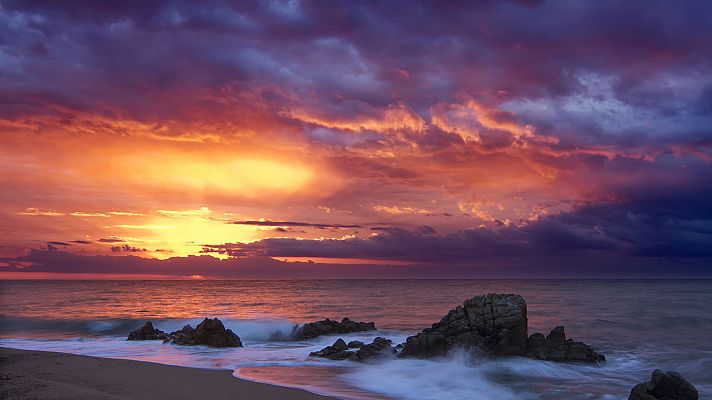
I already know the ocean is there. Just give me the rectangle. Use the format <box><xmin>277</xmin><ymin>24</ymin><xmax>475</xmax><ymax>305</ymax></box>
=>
<box><xmin>1</xmin><ymin>279</ymin><xmax>710</xmax><ymax>399</ymax></box>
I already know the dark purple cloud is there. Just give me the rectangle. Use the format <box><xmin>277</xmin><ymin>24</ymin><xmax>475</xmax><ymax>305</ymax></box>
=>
<box><xmin>110</xmin><ymin>244</ymin><xmax>148</xmax><ymax>253</ymax></box>
<box><xmin>3</xmin><ymin>1</ymin><xmax>711</xmax><ymax>145</ymax></box>
<box><xmin>46</xmin><ymin>241</ymin><xmax>72</xmax><ymax>246</ymax></box>
<box><xmin>3</xmin><ymin>248</ymin><xmax>710</xmax><ymax>278</ymax></box>
<box><xmin>98</xmin><ymin>238</ymin><xmax>125</xmax><ymax>243</ymax></box>
<box><xmin>204</xmin><ymin>178</ymin><xmax>712</xmax><ymax>268</ymax></box>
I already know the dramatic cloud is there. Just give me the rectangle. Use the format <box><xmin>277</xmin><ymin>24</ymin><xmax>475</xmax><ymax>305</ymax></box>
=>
<box><xmin>204</xmin><ymin>178</ymin><xmax>712</xmax><ymax>268</ymax></box>
<box><xmin>0</xmin><ymin>1</ymin><xmax>710</xmax><ymax>276</ymax></box>
<box><xmin>231</xmin><ymin>220</ymin><xmax>363</xmax><ymax>229</ymax></box>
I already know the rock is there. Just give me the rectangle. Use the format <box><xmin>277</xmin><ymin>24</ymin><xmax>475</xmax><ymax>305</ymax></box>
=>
<box><xmin>309</xmin><ymin>338</ymin><xmax>354</xmax><ymax>360</ymax></box>
<box><xmin>400</xmin><ymin>293</ymin><xmax>528</xmax><ymax>358</ymax></box>
<box><xmin>168</xmin><ymin>318</ymin><xmax>242</xmax><ymax>347</ymax></box>
<box><xmin>629</xmin><ymin>370</ymin><xmax>699</xmax><ymax>400</ymax></box>
<box><xmin>349</xmin><ymin>337</ymin><xmax>395</xmax><ymax>362</ymax></box>
<box><xmin>193</xmin><ymin>318</ymin><xmax>242</xmax><ymax>347</ymax></box>
<box><xmin>309</xmin><ymin>337</ymin><xmax>396</xmax><ymax>362</ymax></box>
<box><xmin>127</xmin><ymin>321</ymin><xmax>168</xmax><ymax>341</ymax></box>
<box><xmin>526</xmin><ymin>326</ymin><xmax>605</xmax><ymax>363</ymax></box>
<box><xmin>400</xmin><ymin>331</ymin><xmax>448</xmax><ymax>358</ymax></box>
<box><xmin>128</xmin><ymin>318</ymin><xmax>242</xmax><ymax>348</ymax></box>
<box><xmin>332</xmin><ymin>338</ymin><xmax>349</xmax><ymax>351</ymax></box>
<box><xmin>347</xmin><ymin>340</ymin><xmax>365</xmax><ymax>349</ymax></box>
<box><xmin>399</xmin><ymin>293</ymin><xmax>604</xmax><ymax>363</ymax></box>
<box><xmin>165</xmin><ymin>324</ymin><xmax>196</xmax><ymax>345</ymax></box>
<box><xmin>293</xmin><ymin>317</ymin><xmax>376</xmax><ymax>339</ymax></box>
<box><xmin>525</xmin><ymin>332</ymin><xmax>546</xmax><ymax>359</ymax></box>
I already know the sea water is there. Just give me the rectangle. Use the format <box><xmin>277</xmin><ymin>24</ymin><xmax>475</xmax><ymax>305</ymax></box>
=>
<box><xmin>1</xmin><ymin>279</ymin><xmax>711</xmax><ymax>399</ymax></box>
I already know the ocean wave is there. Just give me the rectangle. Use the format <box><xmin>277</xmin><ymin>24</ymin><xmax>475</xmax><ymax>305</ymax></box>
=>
<box><xmin>0</xmin><ymin>316</ymin><xmax>298</xmax><ymax>341</ymax></box>
<box><xmin>341</xmin><ymin>349</ymin><xmax>654</xmax><ymax>400</ymax></box>
<box><xmin>344</xmin><ymin>350</ymin><xmax>526</xmax><ymax>400</ymax></box>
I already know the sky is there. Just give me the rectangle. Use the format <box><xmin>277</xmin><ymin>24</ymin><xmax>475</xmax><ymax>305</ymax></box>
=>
<box><xmin>1</xmin><ymin>0</ymin><xmax>711</xmax><ymax>278</ymax></box>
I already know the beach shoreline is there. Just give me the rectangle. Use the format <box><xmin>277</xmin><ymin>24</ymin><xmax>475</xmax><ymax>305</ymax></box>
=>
<box><xmin>0</xmin><ymin>347</ymin><xmax>335</xmax><ymax>400</ymax></box>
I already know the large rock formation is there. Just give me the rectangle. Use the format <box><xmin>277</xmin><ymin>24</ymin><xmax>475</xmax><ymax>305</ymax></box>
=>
<box><xmin>127</xmin><ymin>318</ymin><xmax>242</xmax><ymax>348</ymax></box>
<box><xmin>526</xmin><ymin>326</ymin><xmax>605</xmax><ymax>363</ymax></box>
<box><xmin>400</xmin><ymin>293</ymin><xmax>528</xmax><ymax>358</ymax></box>
<box><xmin>399</xmin><ymin>293</ymin><xmax>604</xmax><ymax>363</ymax></box>
<box><xmin>292</xmin><ymin>317</ymin><xmax>376</xmax><ymax>339</ymax></box>
<box><xmin>309</xmin><ymin>337</ymin><xmax>395</xmax><ymax>362</ymax></box>
<box><xmin>629</xmin><ymin>370</ymin><xmax>699</xmax><ymax>400</ymax></box>
<box><xmin>127</xmin><ymin>321</ymin><xmax>168</xmax><ymax>341</ymax></box>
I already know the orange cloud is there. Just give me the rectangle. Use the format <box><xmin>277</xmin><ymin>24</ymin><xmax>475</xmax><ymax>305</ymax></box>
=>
<box><xmin>286</xmin><ymin>103</ymin><xmax>426</xmax><ymax>133</ymax></box>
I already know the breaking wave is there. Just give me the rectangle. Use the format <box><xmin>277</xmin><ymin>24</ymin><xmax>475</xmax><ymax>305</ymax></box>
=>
<box><xmin>0</xmin><ymin>316</ymin><xmax>297</xmax><ymax>341</ymax></box>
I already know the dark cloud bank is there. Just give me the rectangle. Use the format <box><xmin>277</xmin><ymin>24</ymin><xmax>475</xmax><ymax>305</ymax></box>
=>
<box><xmin>4</xmin><ymin>179</ymin><xmax>711</xmax><ymax>278</ymax></box>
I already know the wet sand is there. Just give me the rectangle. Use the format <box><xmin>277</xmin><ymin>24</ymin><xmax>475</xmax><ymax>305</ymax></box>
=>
<box><xmin>0</xmin><ymin>347</ymin><xmax>334</xmax><ymax>400</ymax></box>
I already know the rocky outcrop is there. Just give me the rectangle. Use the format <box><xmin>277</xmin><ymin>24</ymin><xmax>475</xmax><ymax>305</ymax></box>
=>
<box><xmin>526</xmin><ymin>326</ymin><xmax>605</xmax><ymax>363</ymax></box>
<box><xmin>400</xmin><ymin>293</ymin><xmax>528</xmax><ymax>358</ymax></box>
<box><xmin>292</xmin><ymin>317</ymin><xmax>376</xmax><ymax>339</ymax></box>
<box><xmin>399</xmin><ymin>293</ymin><xmax>604</xmax><ymax>363</ymax></box>
<box><xmin>168</xmin><ymin>318</ymin><xmax>242</xmax><ymax>347</ymax></box>
<box><xmin>309</xmin><ymin>337</ymin><xmax>395</xmax><ymax>362</ymax></box>
<box><xmin>127</xmin><ymin>321</ymin><xmax>168</xmax><ymax>341</ymax></box>
<box><xmin>127</xmin><ymin>318</ymin><xmax>242</xmax><ymax>348</ymax></box>
<box><xmin>347</xmin><ymin>340</ymin><xmax>365</xmax><ymax>348</ymax></box>
<box><xmin>629</xmin><ymin>370</ymin><xmax>699</xmax><ymax>400</ymax></box>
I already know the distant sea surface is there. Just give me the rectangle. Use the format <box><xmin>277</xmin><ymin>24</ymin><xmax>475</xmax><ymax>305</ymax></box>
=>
<box><xmin>1</xmin><ymin>279</ymin><xmax>711</xmax><ymax>399</ymax></box>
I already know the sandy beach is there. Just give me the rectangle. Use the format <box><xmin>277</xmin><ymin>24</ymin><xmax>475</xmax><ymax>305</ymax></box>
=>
<box><xmin>0</xmin><ymin>347</ymin><xmax>334</xmax><ymax>400</ymax></box>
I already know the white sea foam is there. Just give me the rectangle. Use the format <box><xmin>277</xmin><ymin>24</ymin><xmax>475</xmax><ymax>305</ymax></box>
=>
<box><xmin>1</xmin><ymin>334</ymin><xmax>708</xmax><ymax>400</ymax></box>
<box><xmin>343</xmin><ymin>350</ymin><xmax>526</xmax><ymax>400</ymax></box>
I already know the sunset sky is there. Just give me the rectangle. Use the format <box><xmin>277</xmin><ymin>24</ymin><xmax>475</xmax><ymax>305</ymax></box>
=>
<box><xmin>1</xmin><ymin>1</ymin><xmax>711</xmax><ymax>278</ymax></box>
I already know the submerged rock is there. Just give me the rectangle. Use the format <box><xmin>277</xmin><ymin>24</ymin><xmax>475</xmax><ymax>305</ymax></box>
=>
<box><xmin>526</xmin><ymin>326</ymin><xmax>605</xmax><ymax>363</ymax></box>
<box><xmin>350</xmin><ymin>337</ymin><xmax>395</xmax><ymax>362</ymax></box>
<box><xmin>399</xmin><ymin>293</ymin><xmax>604</xmax><ymax>363</ymax></box>
<box><xmin>308</xmin><ymin>338</ymin><xmax>353</xmax><ymax>360</ymax></box>
<box><xmin>267</xmin><ymin>329</ymin><xmax>293</xmax><ymax>341</ymax></box>
<box><xmin>293</xmin><ymin>317</ymin><xmax>376</xmax><ymax>339</ymax></box>
<box><xmin>127</xmin><ymin>318</ymin><xmax>242</xmax><ymax>348</ymax></box>
<box><xmin>127</xmin><ymin>321</ymin><xmax>168</xmax><ymax>341</ymax></box>
<box><xmin>309</xmin><ymin>337</ymin><xmax>395</xmax><ymax>362</ymax></box>
<box><xmin>629</xmin><ymin>370</ymin><xmax>699</xmax><ymax>400</ymax></box>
